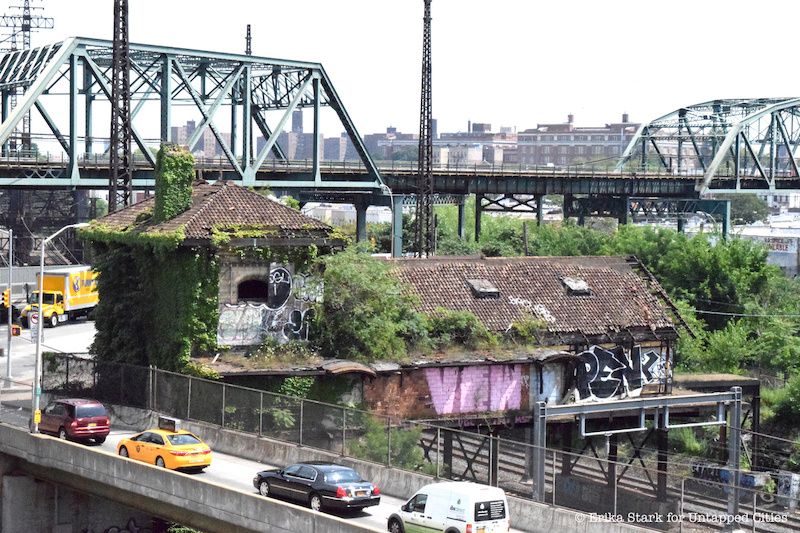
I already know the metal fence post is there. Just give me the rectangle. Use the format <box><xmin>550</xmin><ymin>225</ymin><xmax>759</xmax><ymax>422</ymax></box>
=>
<box><xmin>187</xmin><ymin>376</ymin><xmax>192</xmax><ymax>420</ymax></box>
<box><xmin>221</xmin><ymin>384</ymin><xmax>226</xmax><ymax>428</ymax></box>
<box><xmin>532</xmin><ymin>401</ymin><xmax>547</xmax><ymax>502</ymax></box>
<box><xmin>342</xmin><ymin>407</ymin><xmax>346</xmax><ymax>455</ymax></box>
<box><xmin>436</xmin><ymin>427</ymin><xmax>441</xmax><ymax>479</ymax></box>
<box><xmin>386</xmin><ymin>416</ymin><xmax>392</xmax><ymax>467</ymax></box>
<box><xmin>299</xmin><ymin>399</ymin><xmax>304</xmax><ymax>446</ymax></box>
<box><xmin>680</xmin><ymin>477</ymin><xmax>685</xmax><ymax>533</ymax></box>
<box><xmin>752</xmin><ymin>493</ymin><xmax>757</xmax><ymax>533</ymax></box>
<box><xmin>727</xmin><ymin>386</ymin><xmax>742</xmax><ymax>517</ymax></box>
<box><xmin>259</xmin><ymin>392</ymin><xmax>263</xmax><ymax>437</ymax></box>
<box><xmin>552</xmin><ymin>450</ymin><xmax>557</xmax><ymax>505</ymax></box>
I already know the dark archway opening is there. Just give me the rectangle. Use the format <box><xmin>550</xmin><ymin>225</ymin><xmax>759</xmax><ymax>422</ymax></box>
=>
<box><xmin>237</xmin><ymin>279</ymin><xmax>268</xmax><ymax>303</ymax></box>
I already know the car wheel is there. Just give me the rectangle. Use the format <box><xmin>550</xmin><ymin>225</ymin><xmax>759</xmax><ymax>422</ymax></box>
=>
<box><xmin>259</xmin><ymin>480</ymin><xmax>271</xmax><ymax>497</ymax></box>
<box><xmin>118</xmin><ymin>446</ymin><xmax>129</xmax><ymax>457</ymax></box>
<box><xmin>388</xmin><ymin>518</ymin><xmax>404</xmax><ymax>533</ymax></box>
<box><xmin>49</xmin><ymin>314</ymin><xmax>59</xmax><ymax>328</ymax></box>
<box><xmin>309</xmin><ymin>493</ymin><xmax>322</xmax><ymax>512</ymax></box>
<box><xmin>155</xmin><ymin>456</ymin><xmax>166</xmax><ymax>468</ymax></box>
<box><xmin>58</xmin><ymin>427</ymin><xmax>67</xmax><ymax>440</ymax></box>
<box><xmin>94</xmin><ymin>436</ymin><xmax>106</xmax><ymax>444</ymax></box>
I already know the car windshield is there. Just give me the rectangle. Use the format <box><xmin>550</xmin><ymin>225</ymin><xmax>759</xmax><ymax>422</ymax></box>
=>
<box><xmin>76</xmin><ymin>405</ymin><xmax>106</xmax><ymax>418</ymax></box>
<box><xmin>31</xmin><ymin>292</ymin><xmax>56</xmax><ymax>305</ymax></box>
<box><xmin>166</xmin><ymin>433</ymin><xmax>201</xmax><ymax>446</ymax></box>
<box><xmin>324</xmin><ymin>469</ymin><xmax>361</xmax><ymax>483</ymax></box>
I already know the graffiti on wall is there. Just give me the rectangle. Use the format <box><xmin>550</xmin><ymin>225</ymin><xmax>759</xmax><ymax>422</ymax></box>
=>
<box><xmin>424</xmin><ymin>365</ymin><xmax>523</xmax><ymax>415</ymax></box>
<box><xmin>575</xmin><ymin>345</ymin><xmax>667</xmax><ymax>402</ymax></box>
<box><xmin>217</xmin><ymin>266</ymin><xmax>322</xmax><ymax>346</ymax></box>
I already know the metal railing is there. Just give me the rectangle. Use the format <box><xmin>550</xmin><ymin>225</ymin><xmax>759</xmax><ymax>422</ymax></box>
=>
<box><xmin>41</xmin><ymin>354</ymin><xmax>800</xmax><ymax>532</ymax></box>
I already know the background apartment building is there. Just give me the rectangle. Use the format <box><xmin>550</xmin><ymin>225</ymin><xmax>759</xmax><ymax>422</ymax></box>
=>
<box><xmin>517</xmin><ymin>114</ymin><xmax>639</xmax><ymax>168</ymax></box>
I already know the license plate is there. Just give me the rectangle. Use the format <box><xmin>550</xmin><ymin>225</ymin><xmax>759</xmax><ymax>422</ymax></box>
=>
<box><xmin>356</xmin><ymin>490</ymin><xmax>367</xmax><ymax>497</ymax></box>
<box><xmin>88</xmin><ymin>423</ymin><xmax>97</xmax><ymax>428</ymax></box>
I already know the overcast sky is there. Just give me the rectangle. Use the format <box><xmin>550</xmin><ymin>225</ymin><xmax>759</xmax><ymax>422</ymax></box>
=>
<box><xmin>13</xmin><ymin>0</ymin><xmax>800</xmax><ymax>136</ymax></box>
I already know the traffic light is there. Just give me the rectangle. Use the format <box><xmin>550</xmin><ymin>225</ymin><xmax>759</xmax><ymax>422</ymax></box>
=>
<box><xmin>1</xmin><ymin>289</ymin><xmax>8</xmax><ymax>308</ymax></box>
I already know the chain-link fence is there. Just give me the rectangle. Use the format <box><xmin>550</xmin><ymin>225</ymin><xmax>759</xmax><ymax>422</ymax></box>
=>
<box><xmin>41</xmin><ymin>354</ymin><xmax>800</xmax><ymax>532</ymax></box>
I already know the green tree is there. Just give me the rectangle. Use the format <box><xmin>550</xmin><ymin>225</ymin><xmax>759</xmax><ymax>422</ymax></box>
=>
<box><xmin>714</xmin><ymin>194</ymin><xmax>769</xmax><ymax>225</ymax></box>
<box><xmin>312</xmin><ymin>245</ymin><xmax>427</xmax><ymax>361</ymax></box>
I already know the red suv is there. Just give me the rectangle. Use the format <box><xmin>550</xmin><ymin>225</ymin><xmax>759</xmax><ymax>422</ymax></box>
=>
<box><xmin>39</xmin><ymin>399</ymin><xmax>110</xmax><ymax>444</ymax></box>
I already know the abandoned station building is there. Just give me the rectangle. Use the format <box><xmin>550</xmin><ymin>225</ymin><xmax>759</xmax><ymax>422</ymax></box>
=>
<box><xmin>362</xmin><ymin>255</ymin><xmax>684</xmax><ymax>421</ymax></box>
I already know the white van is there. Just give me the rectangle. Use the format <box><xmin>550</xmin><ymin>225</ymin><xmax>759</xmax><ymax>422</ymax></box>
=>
<box><xmin>388</xmin><ymin>481</ymin><xmax>510</xmax><ymax>533</ymax></box>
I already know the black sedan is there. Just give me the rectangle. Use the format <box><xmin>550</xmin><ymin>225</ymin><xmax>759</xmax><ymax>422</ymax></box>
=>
<box><xmin>252</xmin><ymin>461</ymin><xmax>380</xmax><ymax>512</ymax></box>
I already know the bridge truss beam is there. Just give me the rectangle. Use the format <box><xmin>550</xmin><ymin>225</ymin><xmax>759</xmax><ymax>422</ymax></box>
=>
<box><xmin>0</xmin><ymin>37</ymin><xmax>387</xmax><ymax>197</ymax></box>
<box><xmin>618</xmin><ymin>98</ymin><xmax>800</xmax><ymax>194</ymax></box>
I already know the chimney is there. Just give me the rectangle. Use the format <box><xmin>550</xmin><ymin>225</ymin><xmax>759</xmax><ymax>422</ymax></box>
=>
<box><xmin>468</xmin><ymin>120</ymin><xmax>471</xmax><ymax>133</ymax></box>
<box><xmin>622</xmin><ymin>113</ymin><xmax>629</xmax><ymax>123</ymax></box>
<box><xmin>567</xmin><ymin>114</ymin><xmax>574</xmax><ymax>124</ymax></box>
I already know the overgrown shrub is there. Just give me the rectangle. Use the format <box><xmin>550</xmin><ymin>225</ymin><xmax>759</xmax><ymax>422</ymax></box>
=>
<box><xmin>427</xmin><ymin>307</ymin><xmax>496</xmax><ymax>349</ymax></box>
<box><xmin>348</xmin><ymin>415</ymin><xmax>429</xmax><ymax>471</ymax></box>
<box><xmin>313</xmin><ymin>245</ymin><xmax>426</xmax><ymax>361</ymax></box>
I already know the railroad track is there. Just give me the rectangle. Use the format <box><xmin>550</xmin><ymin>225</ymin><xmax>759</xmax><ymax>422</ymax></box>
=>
<box><xmin>419</xmin><ymin>429</ymin><xmax>800</xmax><ymax>533</ymax></box>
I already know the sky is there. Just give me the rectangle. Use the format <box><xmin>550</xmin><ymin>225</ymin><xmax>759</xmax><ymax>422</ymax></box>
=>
<box><xmin>8</xmin><ymin>0</ymin><xmax>800</xmax><ymax>137</ymax></box>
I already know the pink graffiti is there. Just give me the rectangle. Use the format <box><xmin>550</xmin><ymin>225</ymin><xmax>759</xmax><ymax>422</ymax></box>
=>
<box><xmin>424</xmin><ymin>365</ymin><xmax>522</xmax><ymax>415</ymax></box>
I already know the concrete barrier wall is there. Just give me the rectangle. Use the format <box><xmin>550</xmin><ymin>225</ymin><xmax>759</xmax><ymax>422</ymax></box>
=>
<box><xmin>47</xmin><ymin>399</ymin><xmax>654</xmax><ymax>533</ymax></box>
<box><xmin>171</xmin><ymin>415</ymin><xmax>654</xmax><ymax>533</ymax></box>
<box><xmin>0</xmin><ymin>423</ymin><xmax>383</xmax><ymax>533</ymax></box>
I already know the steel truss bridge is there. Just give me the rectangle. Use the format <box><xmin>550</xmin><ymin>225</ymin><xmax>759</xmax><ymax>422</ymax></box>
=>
<box><xmin>0</xmin><ymin>39</ymin><xmax>799</xmax><ymax>255</ymax></box>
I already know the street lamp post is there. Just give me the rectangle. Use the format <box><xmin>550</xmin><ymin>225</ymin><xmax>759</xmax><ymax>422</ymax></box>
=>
<box><xmin>31</xmin><ymin>222</ymin><xmax>89</xmax><ymax>433</ymax></box>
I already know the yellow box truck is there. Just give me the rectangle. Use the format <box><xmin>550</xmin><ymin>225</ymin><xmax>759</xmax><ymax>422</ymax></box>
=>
<box><xmin>20</xmin><ymin>265</ymin><xmax>98</xmax><ymax>328</ymax></box>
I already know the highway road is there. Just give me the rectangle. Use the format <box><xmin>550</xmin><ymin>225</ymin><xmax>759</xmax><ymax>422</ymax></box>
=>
<box><xmin>94</xmin><ymin>430</ymin><xmax>526</xmax><ymax>533</ymax></box>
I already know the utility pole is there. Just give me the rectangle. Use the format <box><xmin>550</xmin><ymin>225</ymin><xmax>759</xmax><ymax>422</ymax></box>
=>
<box><xmin>5</xmin><ymin>229</ymin><xmax>11</xmax><ymax>383</ymax></box>
<box><xmin>414</xmin><ymin>0</ymin><xmax>434</xmax><ymax>257</ymax></box>
<box><xmin>245</xmin><ymin>24</ymin><xmax>251</xmax><ymax>55</ymax></box>
<box><xmin>109</xmin><ymin>0</ymin><xmax>132</xmax><ymax>212</ymax></box>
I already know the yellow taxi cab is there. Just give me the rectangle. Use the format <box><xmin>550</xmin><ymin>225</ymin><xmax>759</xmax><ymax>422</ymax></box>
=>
<box><xmin>117</xmin><ymin>428</ymin><xmax>211</xmax><ymax>472</ymax></box>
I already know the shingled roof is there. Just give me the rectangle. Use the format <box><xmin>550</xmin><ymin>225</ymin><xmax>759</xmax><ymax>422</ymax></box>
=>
<box><xmin>96</xmin><ymin>180</ymin><xmax>333</xmax><ymax>244</ymax></box>
<box><xmin>390</xmin><ymin>256</ymin><xmax>681</xmax><ymax>346</ymax></box>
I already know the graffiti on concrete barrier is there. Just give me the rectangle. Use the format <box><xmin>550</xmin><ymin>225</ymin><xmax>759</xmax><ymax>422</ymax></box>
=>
<box><xmin>82</xmin><ymin>518</ymin><xmax>152</xmax><ymax>533</ymax></box>
<box><xmin>575</xmin><ymin>345</ymin><xmax>667</xmax><ymax>402</ymax></box>
<box><xmin>424</xmin><ymin>365</ymin><xmax>522</xmax><ymax>415</ymax></box>
<box><xmin>217</xmin><ymin>266</ymin><xmax>322</xmax><ymax>346</ymax></box>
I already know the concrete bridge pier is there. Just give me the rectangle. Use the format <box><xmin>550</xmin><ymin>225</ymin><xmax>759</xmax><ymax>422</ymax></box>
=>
<box><xmin>355</xmin><ymin>199</ymin><xmax>368</xmax><ymax>243</ymax></box>
<box><xmin>392</xmin><ymin>194</ymin><xmax>404</xmax><ymax>257</ymax></box>
<box><xmin>457</xmin><ymin>196</ymin><xmax>466</xmax><ymax>240</ymax></box>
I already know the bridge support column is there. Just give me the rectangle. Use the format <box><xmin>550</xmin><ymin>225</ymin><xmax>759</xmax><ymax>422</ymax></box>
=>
<box><xmin>83</xmin><ymin>61</ymin><xmax>93</xmax><ymax>155</ymax></box>
<box><xmin>618</xmin><ymin>196</ymin><xmax>629</xmax><ymax>225</ymax></box>
<box><xmin>355</xmin><ymin>201</ymin><xmax>368</xmax><ymax>243</ymax></box>
<box><xmin>391</xmin><ymin>195</ymin><xmax>403</xmax><ymax>258</ymax></box>
<box><xmin>608</xmin><ymin>433</ymin><xmax>618</xmax><ymax>493</ymax></box>
<box><xmin>68</xmin><ymin>54</ymin><xmax>80</xmax><ymax>181</ymax></box>
<box><xmin>474</xmin><ymin>194</ymin><xmax>483</xmax><ymax>242</ymax></box>
<box><xmin>721</xmin><ymin>201</ymin><xmax>730</xmax><ymax>240</ymax></box>
<box><xmin>677</xmin><ymin>217</ymin><xmax>685</xmax><ymax>233</ymax></box>
<box><xmin>536</xmin><ymin>194</ymin><xmax>544</xmax><ymax>226</ymax></box>
<box><xmin>457</xmin><ymin>196</ymin><xmax>466</xmax><ymax>240</ymax></box>
<box><xmin>489</xmin><ymin>430</ymin><xmax>499</xmax><ymax>486</ymax></box>
<box><xmin>443</xmin><ymin>430</ymin><xmax>453</xmax><ymax>479</ymax></box>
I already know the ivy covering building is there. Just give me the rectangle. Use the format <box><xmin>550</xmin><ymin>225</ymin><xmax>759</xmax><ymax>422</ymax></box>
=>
<box><xmin>82</xmin><ymin>145</ymin><xmax>340</xmax><ymax>370</ymax></box>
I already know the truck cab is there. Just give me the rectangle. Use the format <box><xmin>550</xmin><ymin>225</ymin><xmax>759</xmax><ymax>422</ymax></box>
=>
<box><xmin>21</xmin><ymin>291</ymin><xmax>65</xmax><ymax>328</ymax></box>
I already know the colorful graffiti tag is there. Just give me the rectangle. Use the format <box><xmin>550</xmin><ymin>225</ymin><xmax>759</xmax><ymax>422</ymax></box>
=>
<box><xmin>424</xmin><ymin>365</ymin><xmax>523</xmax><ymax>415</ymax></box>
<box><xmin>217</xmin><ymin>266</ymin><xmax>322</xmax><ymax>346</ymax></box>
<box><xmin>575</xmin><ymin>345</ymin><xmax>667</xmax><ymax>402</ymax></box>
